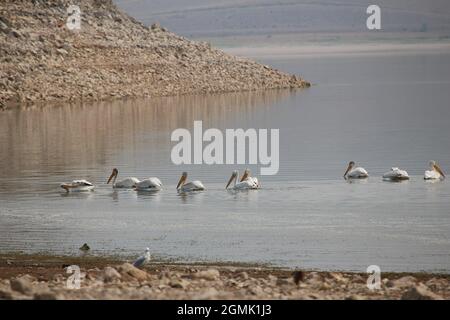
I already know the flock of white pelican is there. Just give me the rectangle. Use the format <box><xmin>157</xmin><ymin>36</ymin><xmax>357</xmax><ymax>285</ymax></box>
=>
<box><xmin>343</xmin><ymin>160</ymin><xmax>445</xmax><ymax>181</ymax></box>
<box><xmin>60</xmin><ymin>168</ymin><xmax>259</xmax><ymax>192</ymax></box>
<box><xmin>60</xmin><ymin>161</ymin><xmax>444</xmax><ymax>192</ymax></box>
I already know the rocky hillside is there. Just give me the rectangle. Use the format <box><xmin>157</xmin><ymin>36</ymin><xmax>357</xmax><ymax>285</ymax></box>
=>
<box><xmin>0</xmin><ymin>0</ymin><xmax>309</xmax><ymax>109</ymax></box>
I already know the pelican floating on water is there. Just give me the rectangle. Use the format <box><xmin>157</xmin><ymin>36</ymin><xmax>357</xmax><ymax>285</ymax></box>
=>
<box><xmin>343</xmin><ymin>161</ymin><xmax>369</xmax><ymax>179</ymax></box>
<box><xmin>383</xmin><ymin>167</ymin><xmax>410</xmax><ymax>181</ymax></box>
<box><xmin>226</xmin><ymin>170</ymin><xmax>259</xmax><ymax>190</ymax></box>
<box><xmin>135</xmin><ymin>177</ymin><xmax>163</xmax><ymax>191</ymax></box>
<box><xmin>239</xmin><ymin>168</ymin><xmax>260</xmax><ymax>188</ymax></box>
<box><xmin>107</xmin><ymin>168</ymin><xmax>140</xmax><ymax>188</ymax></box>
<box><xmin>60</xmin><ymin>179</ymin><xmax>94</xmax><ymax>192</ymax></box>
<box><xmin>424</xmin><ymin>160</ymin><xmax>445</xmax><ymax>180</ymax></box>
<box><xmin>176</xmin><ymin>172</ymin><xmax>205</xmax><ymax>192</ymax></box>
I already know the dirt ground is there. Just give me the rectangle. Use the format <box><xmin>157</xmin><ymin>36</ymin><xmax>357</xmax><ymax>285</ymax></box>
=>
<box><xmin>0</xmin><ymin>253</ymin><xmax>448</xmax><ymax>300</ymax></box>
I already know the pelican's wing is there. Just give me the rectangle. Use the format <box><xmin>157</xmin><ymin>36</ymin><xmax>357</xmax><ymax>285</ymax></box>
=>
<box><xmin>234</xmin><ymin>180</ymin><xmax>258</xmax><ymax>190</ymax></box>
<box><xmin>115</xmin><ymin>177</ymin><xmax>139</xmax><ymax>188</ymax></box>
<box><xmin>424</xmin><ymin>170</ymin><xmax>440</xmax><ymax>180</ymax></box>
<box><xmin>190</xmin><ymin>180</ymin><xmax>205</xmax><ymax>190</ymax></box>
<box><xmin>348</xmin><ymin>167</ymin><xmax>369</xmax><ymax>178</ymax></box>
<box><xmin>383</xmin><ymin>170</ymin><xmax>397</xmax><ymax>179</ymax></box>
<box><xmin>249</xmin><ymin>177</ymin><xmax>260</xmax><ymax>187</ymax></box>
<box><xmin>181</xmin><ymin>180</ymin><xmax>205</xmax><ymax>191</ymax></box>
<box><xmin>383</xmin><ymin>168</ymin><xmax>409</xmax><ymax>179</ymax></box>
<box><xmin>240</xmin><ymin>176</ymin><xmax>260</xmax><ymax>188</ymax></box>
<box><xmin>148</xmin><ymin>177</ymin><xmax>163</xmax><ymax>187</ymax></box>
<box><xmin>72</xmin><ymin>180</ymin><xmax>94</xmax><ymax>186</ymax></box>
<box><xmin>135</xmin><ymin>177</ymin><xmax>163</xmax><ymax>190</ymax></box>
<box><xmin>61</xmin><ymin>179</ymin><xmax>94</xmax><ymax>191</ymax></box>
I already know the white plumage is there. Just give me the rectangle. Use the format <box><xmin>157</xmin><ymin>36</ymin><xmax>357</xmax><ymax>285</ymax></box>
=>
<box><xmin>225</xmin><ymin>170</ymin><xmax>259</xmax><ymax>190</ymax></box>
<box><xmin>424</xmin><ymin>160</ymin><xmax>445</xmax><ymax>180</ymax></box>
<box><xmin>60</xmin><ymin>179</ymin><xmax>94</xmax><ymax>192</ymax></box>
<box><xmin>240</xmin><ymin>169</ymin><xmax>260</xmax><ymax>188</ymax></box>
<box><xmin>107</xmin><ymin>168</ymin><xmax>140</xmax><ymax>188</ymax></box>
<box><xmin>114</xmin><ymin>177</ymin><xmax>140</xmax><ymax>188</ymax></box>
<box><xmin>179</xmin><ymin>180</ymin><xmax>205</xmax><ymax>192</ymax></box>
<box><xmin>135</xmin><ymin>177</ymin><xmax>163</xmax><ymax>191</ymax></box>
<box><xmin>425</xmin><ymin>170</ymin><xmax>441</xmax><ymax>180</ymax></box>
<box><xmin>383</xmin><ymin>167</ymin><xmax>410</xmax><ymax>181</ymax></box>
<box><xmin>226</xmin><ymin>170</ymin><xmax>260</xmax><ymax>190</ymax></box>
<box><xmin>176</xmin><ymin>172</ymin><xmax>205</xmax><ymax>192</ymax></box>
<box><xmin>344</xmin><ymin>161</ymin><xmax>369</xmax><ymax>179</ymax></box>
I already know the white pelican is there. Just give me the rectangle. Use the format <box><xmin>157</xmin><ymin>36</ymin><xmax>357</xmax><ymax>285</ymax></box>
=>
<box><xmin>135</xmin><ymin>177</ymin><xmax>163</xmax><ymax>191</ymax></box>
<box><xmin>424</xmin><ymin>160</ymin><xmax>445</xmax><ymax>180</ymax></box>
<box><xmin>176</xmin><ymin>172</ymin><xmax>205</xmax><ymax>192</ymax></box>
<box><xmin>60</xmin><ymin>179</ymin><xmax>94</xmax><ymax>192</ymax></box>
<box><xmin>226</xmin><ymin>170</ymin><xmax>259</xmax><ymax>190</ymax></box>
<box><xmin>343</xmin><ymin>161</ymin><xmax>369</xmax><ymax>179</ymax></box>
<box><xmin>107</xmin><ymin>168</ymin><xmax>140</xmax><ymax>188</ymax></box>
<box><xmin>133</xmin><ymin>247</ymin><xmax>151</xmax><ymax>269</ymax></box>
<box><xmin>239</xmin><ymin>168</ymin><xmax>260</xmax><ymax>187</ymax></box>
<box><xmin>383</xmin><ymin>167</ymin><xmax>410</xmax><ymax>181</ymax></box>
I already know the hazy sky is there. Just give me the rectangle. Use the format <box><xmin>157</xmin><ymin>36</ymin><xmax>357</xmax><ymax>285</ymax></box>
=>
<box><xmin>114</xmin><ymin>0</ymin><xmax>450</xmax><ymax>37</ymax></box>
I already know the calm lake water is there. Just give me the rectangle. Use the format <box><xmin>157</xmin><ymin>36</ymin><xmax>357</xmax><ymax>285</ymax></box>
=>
<box><xmin>1</xmin><ymin>49</ymin><xmax>450</xmax><ymax>272</ymax></box>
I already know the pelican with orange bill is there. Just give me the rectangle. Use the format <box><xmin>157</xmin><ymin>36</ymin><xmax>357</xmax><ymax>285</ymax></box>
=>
<box><xmin>226</xmin><ymin>170</ymin><xmax>259</xmax><ymax>190</ymax></box>
<box><xmin>239</xmin><ymin>168</ymin><xmax>260</xmax><ymax>188</ymax></box>
<box><xmin>424</xmin><ymin>160</ymin><xmax>445</xmax><ymax>180</ymax></box>
<box><xmin>176</xmin><ymin>172</ymin><xmax>205</xmax><ymax>192</ymax></box>
<box><xmin>343</xmin><ymin>161</ymin><xmax>369</xmax><ymax>180</ymax></box>
<box><xmin>107</xmin><ymin>168</ymin><xmax>140</xmax><ymax>188</ymax></box>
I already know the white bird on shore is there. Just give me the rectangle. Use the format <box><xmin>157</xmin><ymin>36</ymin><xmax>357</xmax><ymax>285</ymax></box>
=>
<box><xmin>135</xmin><ymin>177</ymin><xmax>163</xmax><ymax>191</ymax></box>
<box><xmin>107</xmin><ymin>168</ymin><xmax>140</xmax><ymax>188</ymax></box>
<box><xmin>424</xmin><ymin>160</ymin><xmax>445</xmax><ymax>180</ymax></box>
<box><xmin>60</xmin><ymin>179</ymin><xmax>94</xmax><ymax>192</ymax></box>
<box><xmin>226</xmin><ymin>170</ymin><xmax>259</xmax><ymax>190</ymax></box>
<box><xmin>133</xmin><ymin>247</ymin><xmax>151</xmax><ymax>269</ymax></box>
<box><xmin>383</xmin><ymin>167</ymin><xmax>410</xmax><ymax>181</ymax></box>
<box><xmin>239</xmin><ymin>168</ymin><xmax>260</xmax><ymax>188</ymax></box>
<box><xmin>176</xmin><ymin>172</ymin><xmax>205</xmax><ymax>192</ymax></box>
<box><xmin>343</xmin><ymin>161</ymin><xmax>369</xmax><ymax>179</ymax></box>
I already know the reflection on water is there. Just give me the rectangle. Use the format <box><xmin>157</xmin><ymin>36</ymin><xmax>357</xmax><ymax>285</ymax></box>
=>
<box><xmin>1</xmin><ymin>52</ymin><xmax>450</xmax><ymax>272</ymax></box>
<box><xmin>0</xmin><ymin>90</ymin><xmax>292</xmax><ymax>192</ymax></box>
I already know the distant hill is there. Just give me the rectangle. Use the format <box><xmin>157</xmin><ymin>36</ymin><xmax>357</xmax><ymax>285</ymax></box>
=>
<box><xmin>0</xmin><ymin>0</ymin><xmax>309</xmax><ymax>109</ymax></box>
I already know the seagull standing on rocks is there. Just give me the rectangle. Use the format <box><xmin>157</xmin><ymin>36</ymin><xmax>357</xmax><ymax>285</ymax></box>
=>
<box><xmin>133</xmin><ymin>248</ymin><xmax>151</xmax><ymax>269</ymax></box>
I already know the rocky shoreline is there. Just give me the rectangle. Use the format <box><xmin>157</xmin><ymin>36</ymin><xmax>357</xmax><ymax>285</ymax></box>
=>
<box><xmin>0</xmin><ymin>253</ymin><xmax>448</xmax><ymax>300</ymax></box>
<box><xmin>0</xmin><ymin>0</ymin><xmax>309</xmax><ymax>109</ymax></box>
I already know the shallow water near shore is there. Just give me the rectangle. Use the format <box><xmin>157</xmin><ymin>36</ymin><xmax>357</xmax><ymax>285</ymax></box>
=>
<box><xmin>1</xmin><ymin>49</ymin><xmax>450</xmax><ymax>272</ymax></box>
